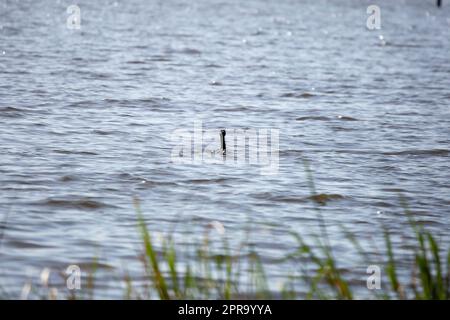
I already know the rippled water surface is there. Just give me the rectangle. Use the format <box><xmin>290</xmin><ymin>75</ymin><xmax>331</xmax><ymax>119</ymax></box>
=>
<box><xmin>1</xmin><ymin>0</ymin><xmax>449</xmax><ymax>298</ymax></box>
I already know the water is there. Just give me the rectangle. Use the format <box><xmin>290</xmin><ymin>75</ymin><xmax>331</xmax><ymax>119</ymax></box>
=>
<box><xmin>1</xmin><ymin>0</ymin><xmax>449</xmax><ymax>298</ymax></box>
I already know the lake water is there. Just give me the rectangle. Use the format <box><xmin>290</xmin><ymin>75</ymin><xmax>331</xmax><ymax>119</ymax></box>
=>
<box><xmin>1</xmin><ymin>0</ymin><xmax>449</xmax><ymax>298</ymax></box>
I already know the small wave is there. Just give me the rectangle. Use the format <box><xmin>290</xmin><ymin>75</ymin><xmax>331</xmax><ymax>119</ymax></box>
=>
<box><xmin>204</xmin><ymin>63</ymin><xmax>223</xmax><ymax>68</ymax></box>
<box><xmin>279</xmin><ymin>149</ymin><xmax>303</xmax><ymax>157</ymax></box>
<box><xmin>118</xmin><ymin>173</ymin><xmax>179</xmax><ymax>187</ymax></box>
<box><xmin>6</xmin><ymin>239</ymin><xmax>52</xmax><ymax>249</ymax></box>
<box><xmin>165</xmin><ymin>47</ymin><xmax>202</xmax><ymax>55</ymax></box>
<box><xmin>180</xmin><ymin>48</ymin><xmax>202</xmax><ymax>55</ymax></box>
<box><xmin>0</xmin><ymin>26</ymin><xmax>21</xmax><ymax>36</ymax></box>
<box><xmin>296</xmin><ymin>116</ymin><xmax>330</xmax><ymax>121</ymax></box>
<box><xmin>251</xmin><ymin>192</ymin><xmax>344</xmax><ymax>205</ymax></box>
<box><xmin>40</xmin><ymin>197</ymin><xmax>112</xmax><ymax>210</ymax></box>
<box><xmin>269</xmin><ymin>196</ymin><xmax>306</xmax><ymax>204</ymax></box>
<box><xmin>296</xmin><ymin>115</ymin><xmax>358</xmax><ymax>122</ymax></box>
<box><xmin>78</xmin><ymin>71</ymin><xmax>114</xmax><ymax>79</ymax></box>
<box><xmin>75</xmin><ymin>262</ymin><xmax>114</xmax><ymax>270</ymax></box>
<box><xmin>102</xmin><ymin>97</ymin><xmax>170</xmax><ymax>105</ymax></box>
<box><xmin>92</xmin><ymin>129</ymin><xmax>113</xmax><ymax>135</ymax></box>
<box><xmin>382</xmin><ymin>149</ymin><xmax>449</xmax><ymax>157</ymax></box>
<box><xmin>0</xmin><ymin>106</ymin><xmax>23</xmax><ymax>112</ymax></box>
<box><xmin>307</xmin><ymin>193</ymin><xmax>344</xmax><ymax>205</ymax></box>
<box><xmin>337</xmin><ymin>115</ymin><xmax>358</xmax><ymax>121</ymax></box>
<box><xmin>380</xmin><ymin>188</ymin><xmax>407</xmax><ymax>193</ymax></box>
<box><xmin>0</xmin><ymin>106</ymin><xmax>27</xmax><ymax>118</ymax></box>
<box><xmin>184</xmin><ymin>178</ymin><xmax>230</xmax><ymax>184</ymax></box>
<box><xmin>213</xmin><ymin>106</ymin><xmax>252</xmax><ymax>112</ymax></box>
<box><xmin>60</xmin><ymin>175</ymin><xmax>77</xmax><ymax>182</ymax></box>
<box><xmin>387</xmin><ymin>43</ymin><xmax>425</xmax><ymax>49</ymax></box>
<box><xmin>65</xmin><ymin>100</ymin><xmax>97</xmax><ymax>108</ymax></box>
<box><xmin>149</xmin><ymin>56</ymin><xmax>171</xmax><ymax>62</ymax></box>
<box><xmin>330</xmin><ymin>126</ymin><xmax>355</xmax><ymax>132</ymax></box>
<box><xmin>53</xmin><ymin>149</ymin><xmax>98</xmax><ymax>156</ymax></box>
<box><xmin>126</xmin><ymin>60</ymin><xmax>147</xmax><ymax>64</ymax></box>
<box><xmin>281</xmin><ymin>92</ymin><xmax>315</xmax><ymax>98</ymax></box>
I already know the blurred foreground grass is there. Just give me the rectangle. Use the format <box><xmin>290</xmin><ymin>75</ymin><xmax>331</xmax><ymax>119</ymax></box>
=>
<box><xmin>2</xmin><ymin>163</ymin><xmax>449</xmax><ymax>300</ymax></box>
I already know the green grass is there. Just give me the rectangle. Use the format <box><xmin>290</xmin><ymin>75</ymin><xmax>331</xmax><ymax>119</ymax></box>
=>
<box><xmin>126</xmin><ymin>195</ymin><xmax>449</xmax><ymax>300</ymax></box>
<box><xmin>119</xmin><ymin>162</ymin><xmax>449</xmax><ymax>300</ymax></box>
<box><xmin>134</xmin><ymin>197</ymin><xmax>271</xmax><ymax>299</ymax></box>
<box><xmin>3</xmin><ymin>164</ymin><xmax>449</xmax><ymax>300</ymax></box>
<box><xmin>6</xmin><ymin>201</ymin><xmax>449</xmax><ymax>300</ymax></box>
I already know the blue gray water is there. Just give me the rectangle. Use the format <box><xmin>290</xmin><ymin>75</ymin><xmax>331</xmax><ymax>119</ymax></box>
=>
<box><xmin>1</xmin><ymin>0</ymin><xmax>449</xmax><ymax>298</ymax></box>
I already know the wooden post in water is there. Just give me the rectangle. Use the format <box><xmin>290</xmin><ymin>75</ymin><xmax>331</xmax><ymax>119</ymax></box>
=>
<box><xmin>437</xmin><ymin>0</ymin><xmax>442</xmax><ymax>7</ymax></box>
<box><xmin>220</xmin><ymin>130</ymin><xmax>226</xmax><ymax>155</ymax></box>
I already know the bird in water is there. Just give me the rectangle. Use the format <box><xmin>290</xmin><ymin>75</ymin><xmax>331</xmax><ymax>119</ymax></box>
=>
<box><xmin>220</xmin><ymin>129</ymin><xmax>226</xmax><ymax>155</ymax></box>
<box><xmin>203</xmin><ymin>129</ymin><xmax>227</xmax><ymax>158</ymax></box>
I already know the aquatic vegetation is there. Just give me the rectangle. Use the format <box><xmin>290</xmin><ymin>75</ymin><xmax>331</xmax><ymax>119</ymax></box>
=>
<box><xmin>125</xmin><ymin>162</ymin><xmax>449</xmax><ymax>300</ymax></box>
<box><xmin>129</xmin><ymin>194</ymin><xmax>449</xmax><ymax>300</ymax></box>
<box><xmin>4</xmin><ymin>166</ymin><xmax>449</xmax><ymax>300</ymax></box>
<box><xmin>7</xmin><ymin>202</ymin><xmax>449</xmax><ymax>300</ymax></box>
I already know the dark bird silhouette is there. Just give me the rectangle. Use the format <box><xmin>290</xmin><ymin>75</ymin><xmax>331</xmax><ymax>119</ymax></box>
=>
<box><xmin>220</xmin><ymin>130</ymin><xmax>226</xmax><ymax>155</ymax></box>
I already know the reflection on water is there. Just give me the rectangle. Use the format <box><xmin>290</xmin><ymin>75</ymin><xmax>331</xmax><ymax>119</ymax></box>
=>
<box><xmin>0</xmin><ymin>0</ymin><xmax>449</xmax><ymax>298</ymax></box>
